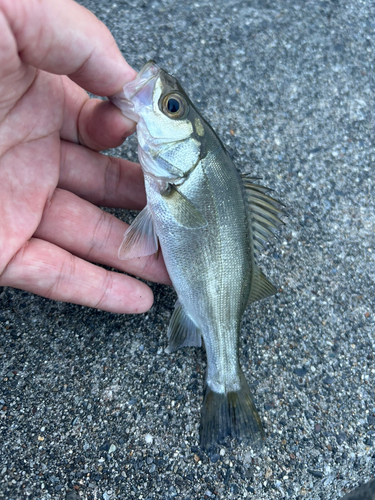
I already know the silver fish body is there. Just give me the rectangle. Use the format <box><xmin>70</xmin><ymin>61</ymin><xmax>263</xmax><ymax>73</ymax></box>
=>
<box><xmin>146</xmin><ymin>144</ymin><xmax>249</xmax><ymax>392</ymax></box>
<box><xmin>111</xmin><ymin>62</ymin><xmax>283</xmax><ymax>449</ymax></box>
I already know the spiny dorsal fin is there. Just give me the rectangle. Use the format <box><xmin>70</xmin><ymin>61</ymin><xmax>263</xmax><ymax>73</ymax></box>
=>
<box><xmin>240</xmin><ymin>175</ymin><xmax>283</xmax><ymax>304</ymax></box>
<box><xmin>248</xmin><ymin>264</ymin><xmax>277</xmax><ymax>303</ymax></box>
<box><xmin>241</xmin><ymin>173</ymin><xmax>284</xmax><ymax>256</ymax></box>
<box><xmin>166</xmin><ymin>300</ymin><xmax>202</xmax><ymax>353</ymax></box>
<box><xmin>118</xmin><ymin>205</ymin><xmax>158</xmax><ymax>260</ymax></box>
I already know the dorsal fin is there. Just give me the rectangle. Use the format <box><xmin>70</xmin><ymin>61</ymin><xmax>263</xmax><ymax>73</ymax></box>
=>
<box><xmin>241</xmin><ymin>174</ymin><xmax>284</xmax><ymax>304</ymax></box>
<box><xmin>248</xmin><ymin>264</ymin><xmax>277</xmax><ymax>303</ymax></box>
<box><xmin>241</xmin><ymin>174</ymin><xmax>284</xmax><ymax>256</ymax></box>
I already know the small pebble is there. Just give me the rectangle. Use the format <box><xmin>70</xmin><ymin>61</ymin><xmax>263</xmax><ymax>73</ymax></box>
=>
<box><xmin>308</xmin><ymin>469</ymin><xmax>323</xmax><ymax>478</ymax></box>
<box><xmin>145</xmin><ymin>434</ymin><xmax>153</xmax><ymax>444</ymax></box>
<box><xmin>323</xmin><ymin>375</ymin><xmax>334</xmax><ymax>385</ymax></box>
<box><xmin>294</xmin><ymin>367</ymin><xmax>307</xmax><ymax>377</ymax></box>
<box><xmin>66</xmin><ymin>491</ymin><xmax>79</xmax><ymax>500</ymax></box>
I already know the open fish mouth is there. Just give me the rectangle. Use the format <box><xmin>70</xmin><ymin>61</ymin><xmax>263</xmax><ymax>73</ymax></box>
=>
<box><xmin>123</xmin><ymin>61</ymin><xmax>160</xmax><ymax>99</ymax></box>
<box><xmin>109</xmin><ymin>61</ymin><xmax>160</xmax><ymax>122</ymax></box>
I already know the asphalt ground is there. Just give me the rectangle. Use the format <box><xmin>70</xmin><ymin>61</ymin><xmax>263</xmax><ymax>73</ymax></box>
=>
<box><xmin>1</xmin><ymin>0</ymin><xmax>374</xmax><ymax>499</ymax></box>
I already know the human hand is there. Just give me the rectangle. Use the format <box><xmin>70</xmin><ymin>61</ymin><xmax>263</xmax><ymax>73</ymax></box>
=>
<box><xmin>0</xmin><ymin>0</ymin><xmax>170</xmax><ymax>313</ymax></box>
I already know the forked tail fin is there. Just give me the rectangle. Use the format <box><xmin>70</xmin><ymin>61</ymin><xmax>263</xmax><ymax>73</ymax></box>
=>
<box><xmin>200</xmin><ymin>370</ymin><xmax>265</xmax><ymax>450</ymax></box>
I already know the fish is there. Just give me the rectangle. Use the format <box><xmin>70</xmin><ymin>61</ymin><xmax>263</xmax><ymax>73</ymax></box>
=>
<box><xmin>110</xmin><ymin>61</ymin><xmax>283</xmax><ymax>450</ymax></box>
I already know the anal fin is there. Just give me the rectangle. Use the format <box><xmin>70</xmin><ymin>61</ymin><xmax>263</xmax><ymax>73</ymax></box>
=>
<box><xmin>248</xmin><ymin>264</ymin><xmax>277</xmax><ymax>304</ymax></box>
<box><xmin>166</xmin><ymin>300</ymin><xmax>201</xmax><ymax>353</ymax></box>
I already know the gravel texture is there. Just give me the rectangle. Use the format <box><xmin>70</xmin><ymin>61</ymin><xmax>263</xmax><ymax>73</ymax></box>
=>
<box><xmin>341</xmin><ymin>479</ymin><xmax>375</xmax><ymax>500</ymax></box>
<box><xmin>1</xmin><ymin>0</ymin><xmax>375</xmax><ymax>499</ymax></box>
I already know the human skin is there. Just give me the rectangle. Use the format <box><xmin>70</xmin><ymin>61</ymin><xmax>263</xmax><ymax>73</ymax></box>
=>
<box><xmin>0</xmin><ymin>0</ymin><xmax>170</xmax><ymax>314</ymax></box>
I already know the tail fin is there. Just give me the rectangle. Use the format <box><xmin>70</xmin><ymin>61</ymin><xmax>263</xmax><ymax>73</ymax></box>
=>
<box><xmin>200</xmin><ymin>370</ymin><xmax>265</xmax><ymax>450</ymax></box>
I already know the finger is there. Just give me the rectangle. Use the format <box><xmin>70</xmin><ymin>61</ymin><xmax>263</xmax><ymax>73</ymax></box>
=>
<box><xmin>2</xmin><ymin>0</ymin><xmax>137</xmax><ymax>96</ymax></box>
<box><xmin>60</xmin><ymin>77</ymin><xmax>136</xmax><ymax>151</ymax></box>
<box><xmin>78</xmin><ymin>99</ymin><xmax>136</xmax><ymax>151</ymax></box>
<box><xmin>0</xmin><ymin>238</ymin><xmax>153</xmax><ymax>314</ymax></box>
<box><xmin>59</xmin><ymin>141</ymin><xmax>146</xmax><ymax>210</ymax></box>
<box><xmin>34</xmin><ymin>188</ymin><xmax>171</xmax><ymax>286</ymax></box>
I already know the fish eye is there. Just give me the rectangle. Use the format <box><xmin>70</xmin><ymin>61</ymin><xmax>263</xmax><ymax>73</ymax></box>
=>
<box><xmin>167</xmin><ymin>98</ymin><xmax>180</xmax><ymax>113</ymax></box>
<box><xmin>162</xmin><ymin>93</ymin><xmax>187</xmax><ymax>119</ymax></box>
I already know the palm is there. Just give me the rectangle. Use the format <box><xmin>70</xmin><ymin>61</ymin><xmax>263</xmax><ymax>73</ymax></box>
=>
<box><xmin>1</xmin><ymin>70</ymin><xmax>62</xmax><ymax>257</ymax></box>
<box><xmin>0</xmin><ymin>0</ymin><xmax>170</xmax><ymax>313</ymax></box>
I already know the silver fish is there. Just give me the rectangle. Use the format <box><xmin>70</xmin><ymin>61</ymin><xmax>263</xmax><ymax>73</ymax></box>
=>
<box><xmin>111</xmin><ymin>61</ymin><xmax>283</xmax><ymax>449</ymax></box>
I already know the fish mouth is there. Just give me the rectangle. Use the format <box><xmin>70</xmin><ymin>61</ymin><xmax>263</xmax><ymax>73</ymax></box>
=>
<box><xmin>110</xmin><ymin>61</ymin><xmax>160</xmax><ymax>122</ymax></box>
<box><xmin>123</xmin><ymin>61</ymin><xmax>160</xmax><ymax>100</ymax></box>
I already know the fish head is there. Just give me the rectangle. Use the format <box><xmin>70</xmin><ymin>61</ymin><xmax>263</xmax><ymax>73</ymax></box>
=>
<box><xmin>112</xmin><ymin>61</ymin><xmax>206</xmax><ymax>182</ymax></box>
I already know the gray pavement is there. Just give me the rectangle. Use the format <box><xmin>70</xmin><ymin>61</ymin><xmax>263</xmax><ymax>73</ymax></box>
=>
<box><xmin>1</xmin><ymin>0</ymin><xmax>375</xmax><ymax>499</ymax></box>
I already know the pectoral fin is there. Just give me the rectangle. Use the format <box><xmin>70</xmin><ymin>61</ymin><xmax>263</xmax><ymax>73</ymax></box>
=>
<box><xmin>161</xmin><ymin>184</ymin><xmax>207</xmax><ymax>228</ymax></box>
<box><xmin>118</xmin><ymin>205</ymin><xmax>158</xmax><ymax>260</ymax></box>
<box><xmin>248</xmin><ymin>264</ymin><xmax>277</xmax><ymax>304</ymax></box>
<box><xmin>166</xmin><ymin>300</ymin><xmax>201</xmax><ymax>353</ymax></box>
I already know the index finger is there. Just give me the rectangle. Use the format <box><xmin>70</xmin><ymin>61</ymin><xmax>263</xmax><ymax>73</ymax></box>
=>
<box><xmin>1</xmin><ymin>0</ymin><xmax>136</xmax><ymax>95</ymax></box>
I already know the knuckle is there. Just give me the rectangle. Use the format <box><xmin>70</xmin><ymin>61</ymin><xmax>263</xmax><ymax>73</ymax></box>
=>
<box><xmin>45</xmin><ymin>252</ymin><xmax>76</xmax><ymax>300</ymax></box>
<box><xmin>85</xmin><ymin>209</ymin><xmax>114</xmax><ymax>261</ymax></box>
<box><xmin>93</xmin><ymin>271</ymin><xmax>112</xmax><ymax>310</ymax></box>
